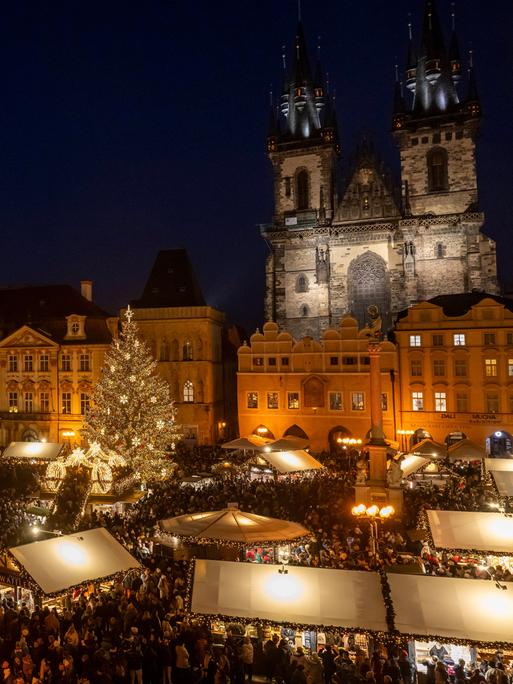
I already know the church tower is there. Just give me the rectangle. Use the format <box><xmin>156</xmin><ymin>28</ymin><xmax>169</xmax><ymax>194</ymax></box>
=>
<box><xmin>393</xmin><ymin>0</ymin><xmax>497</xmax><ymax>299</ymax></box>
<box><xmin>264</xmin><ymin>22</ymin><xmax>340</xmax><ymax>335</ymax></box>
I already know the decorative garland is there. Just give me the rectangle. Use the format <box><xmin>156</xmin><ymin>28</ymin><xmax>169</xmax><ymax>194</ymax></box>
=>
<box><xmin>378</xmin><ymin>569</ymin><xmax>396</xmax><ymax>634</ymax></box>
<box><xmin>156</xmin><ymin>531</ymin><xmax>314</xmax><ymax>550</ymax></box>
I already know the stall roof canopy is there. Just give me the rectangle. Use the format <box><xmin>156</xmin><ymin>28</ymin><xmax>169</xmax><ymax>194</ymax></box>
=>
<box><xmin>192</xmin><ymin>560</ymin><xmax>388</xmax><ymax>632</ymax></box>
<box><xmin>388</xmin><ymin>573</ymin><xmax>513</xmax><ymax>643</ymax></box>
<box><xmin>485</xmin><ymin>458</ymin><xmax>513</xmax><ymax>472</ymax></box>
<box><xmin>398</xmin><ymin>455</ymin><xmax>430</xmax><ymax>478</ymax></box>
<box><xmin>258</xmin><ymin>450</ymin><xmax>323</xmax><ymax>474</ymax></box>
<box><xmin>222</xmin><ymin>436</ymin><xmax>309</xmax><ymax>453</ymax></box>
<box><xmin>3</xmin><ymin>442</ymin><xmax>64</xmax><ymax>460</ymax></box>
<box><xmin>221</xmin><ymin>436</ymin><xmax>271</xmax><ymax>450</ymax></box>
<box><xmin>409</xmin><ymin>439</ymin><xmax>446</xmax><ymax>459</ymax></box>
<box><xmin>158</xmin><ymin>508</ymin><xmax>310</xmax><ymax>545</ymax></box>
<box><xmin>490</xmin><ymin>471</ymin><xmax>513</xmax><ymax>497</ymax></box>
<box><xmin>10</xmin><ymin>527</ymin><xmax>140</xmax><ymax>595</ymax></box>
<box><xmin>447</xmin><ymin>440</ymin><xmax>486</xmax><ymax>461</ymax></box>
<box><xmin>427</xmin><ymin>510</ymin><xmax>513</xmax><ymax>554</ymax></box>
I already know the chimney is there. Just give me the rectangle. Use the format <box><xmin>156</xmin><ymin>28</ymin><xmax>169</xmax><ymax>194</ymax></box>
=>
<box><xmin>81</xmin><ymin>280</ymin><xmax>93</xmax><ymax>302</ymax></box>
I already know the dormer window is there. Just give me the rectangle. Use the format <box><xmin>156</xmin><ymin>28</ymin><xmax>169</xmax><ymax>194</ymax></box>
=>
<box><xmin>65</xmin><ymin>315</ymin><xmax>86</xmax><ymax>339</ymax></box>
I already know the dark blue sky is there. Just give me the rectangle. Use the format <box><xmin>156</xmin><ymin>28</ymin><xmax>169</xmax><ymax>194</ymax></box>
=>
<box><xmin>0</xmin><ymin>0</ymin><xmax>512</xmax><ymax>332</ymax></box>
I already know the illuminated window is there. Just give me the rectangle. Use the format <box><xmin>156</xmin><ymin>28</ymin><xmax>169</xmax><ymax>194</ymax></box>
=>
<box><xmin>183</xmin><ymin>381</ymin><xmax>194</xmax><ymax>403</ymax></box>
<box><xmin>287</xmin><ymin>392</ymin><xmax>299</xmax><ymax>410</ymax></box>
<box><xmin>434</xmin><ymin>392</ymin><xmax>447</xmax><ymax>412</ymax></box>
<box><xmin>62</xmin><ymin>392</ymin><xmax>72</xmax><ymax>414</ymax></box>
<box><xmin>39</xmin><ymin>354</ymin><xmax>49</xmax><ymax>372</ymax></box>
<box><xmin>508</xmin><ymin>359</ymin><xmax>513</xmax><ymax>377</ymax></box>
<box><xmin>351</xmin><ymin>392</ymin><xmax>365</xmax><ymax>411</ymax></box>
<box><xmin>8</xmin><ymin>355</ymin><xmax>17</xmax><ymax>372</ymax></box>
<box><xmin>182</xmin><ymin>340</ymin><xmax>193</xmax><ymax>361</ymax></box>
<box><xmin>80</xmin><ymin>393</ymin><xmax>90</xmax><ymax>415</ymax></box>
<box><xmin>409</xmin><ymin>335</ymin><xmax>421</xmax><ymax>347</ymax></box>
<box><xmin>79</xmin><ymin>354</ymin><xmax>90</xmax><ymax>372</ymax></box>
<box><xmin>454</xmin><ymin>360</ymin><xmax>467</xmax><ymax>377</ymax></box>
<box><xmin>24</xmin><ymin>355</ymin><xmax>33</xmax><ymax>372</ymax></box>
<box><xmin>24</xmin><ymin>392</ymin><xmax>33</xmax><ymax>413</ymax></box>
<box><xmin>427</xmin><ymin>147</ymin><xmax>448</xmax><ymax>192</ymax></box>
<box><xmin>8</xmin><ymin>392</ymin><xmax>18</xmax><ymax>410</ymax></box>
<box><xmin>254</xmin><ymin>357</ymin><xmax>264</xmax><ymax>367</ymax></box>
<box><xmin>267</xmin><ymin>392</ymin><xmax>279</xmax><ymax>409</ymax></box>
<box><xmin>484</xmin><ymin>333</ymin><xmax>496</xmax><ymax>346</ymax></box>
<box><xmin>485</xmin><ymin>359</ymin><xmax>497</xmax><ymax>377</ymax></box>
<box><xmin>432</xmin><ymin>334</ymin><xmax>444</xmax><ymax>346</ymax></box>
<box><xmin>410</xmin><ymin>360</ymin><xmax>422</xmax><ymax>377</ymax></box>
<box><xmin>296</xmin><ymin>170</ymin><xmax>309</xmax><ymax>210</ymax></box>
<box><xmin>61</xmin><ymin>354</ymin><xmax>71</xmax><ymax>371</ymax></box>
<box><xmin>40</xmin><ymin>392</ymin><xmax>50</xmax><ymax>412</ymax></box>
<box><xmin>456</xmin><ymin>392</ymin><xmax>468</xmax><ymax>413</ymax></box>
<box><xmin>433</xmin><ymin>360</ymin><xmax>446</xmax><ymax>377</ymax></box>
<box><xmin>381</xmin><ymin>393</ymin><xmax>388</xmax><ymax>411</ymax></box>
<box><xmin>412</xmin><ymin>391</ymin><xmax>424</xmax><ymax>411</ymax></box>
<box><xmin>329</xmin><ymin>392</ymin><xmax>342</xmax><ymax>411</ymax></box>
<box><xmin>246</xmin><ymin>392</ymin><xmax>258</xmax><ymax>409</ymax></box>
<box><xmin>71</xmin><ymin>321</ymin><xmax>80</xmax><ymax>334</ymax></box>
<box><xmin>453</xmin><ymin>334</ymin><xmax>466</xmax><ymax>346</ymax></box>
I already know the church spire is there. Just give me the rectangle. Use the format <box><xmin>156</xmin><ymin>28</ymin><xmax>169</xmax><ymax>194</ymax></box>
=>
<box><xmin>465</xmin><ymin>48</ymin><xmax>481</xmax><ymax>117</ymax></box>
<box><xmin>449</xmin><ymin>3</ymin><xmax>462</xmax><ymax>84</ymax></box>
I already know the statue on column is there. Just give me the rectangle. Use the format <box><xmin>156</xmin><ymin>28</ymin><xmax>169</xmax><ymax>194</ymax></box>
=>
<box><xmin>355</xmin><ymin>454</ymin><xmax>368</xmax><ymax>484</ymax></box>
<box><xmin>387</xmin><ymin>458</ymin><xmax>403</xmax><ymax>487</ymax></box>
<box><xmin>367</xmin><ymin>304</ymin><xmax>383</xmax><ymax>341</ymax></box>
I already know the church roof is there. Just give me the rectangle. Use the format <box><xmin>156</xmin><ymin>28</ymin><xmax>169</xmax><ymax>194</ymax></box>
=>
<box><xmin>131</xmin><ymin>249</ymin><xmax>206</xmax><ymax>309</ymax></box>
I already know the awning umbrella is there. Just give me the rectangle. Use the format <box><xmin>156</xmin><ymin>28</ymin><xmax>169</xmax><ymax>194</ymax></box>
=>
<box><xmin>157</xmin><ymin>507</ymin><xmax>310</xmax><ymax>545</ymax></box>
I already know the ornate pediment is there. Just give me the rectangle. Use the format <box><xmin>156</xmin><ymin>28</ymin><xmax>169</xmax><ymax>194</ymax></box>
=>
<box><xmin>0</xmin><ymin>326</ymin><xmax>57</xmax><ymax>350</ymax></box>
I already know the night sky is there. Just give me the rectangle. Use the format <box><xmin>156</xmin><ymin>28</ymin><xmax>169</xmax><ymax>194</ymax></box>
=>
<box><xmin>0</xmin><ymin>1</ymin><xmax>512</xmax><ymax>333</ymax></box>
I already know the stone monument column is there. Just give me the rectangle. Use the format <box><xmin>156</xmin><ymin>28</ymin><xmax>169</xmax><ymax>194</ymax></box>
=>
<box><xmin>367</xmin><ymin>340</ymin><xmax>388</xmax><ymax>485</ymax></box>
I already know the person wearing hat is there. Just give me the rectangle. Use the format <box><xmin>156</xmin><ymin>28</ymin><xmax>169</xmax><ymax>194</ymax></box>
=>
<box><xmin>306</xmin><ymin>652</ymin><xmax>324</xmax><ymax>684</ymax></box>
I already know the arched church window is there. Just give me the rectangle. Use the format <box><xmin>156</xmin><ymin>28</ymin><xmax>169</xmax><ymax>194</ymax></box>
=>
<box><xmin>427</xmin><ymin>147</ymin><xmax>448</xmax><ymax>192</ymax></box>
<box><xmin>435</xmin><ymin>243</ymin><xmax>445</xmax><ymax>258</ymax></box>
<box><xmin>183</xmin><ymin>380</ymin><xmax>194</xmax><ymax>403</ymax></box>
<box><xmin>300</xmin><ymin>305</ymin><xmax>309</xmax><ymax>317</ymax></box>
<box><xmin>296</xmin><ymin>170</ymin><xmax>309</xmax><ymax>210</ymax></box>
<box><xmin>182</xmin><ymin>339</ymin><xmax>193</xmax><ymax>361</ymax></box>
<box><xmin>296</xmin><ymin>274</ymin><xmax>309</xmax><ymax>293</ymax></box>
<box><xmin>159</xmin><ymin>339</ymin><xmax>169</xmax><ymax>361</ymax></box>
<box><xmin>347</xmin><ymin>251</ymin><xmax>391</xmax><ymax>330</ymax></box>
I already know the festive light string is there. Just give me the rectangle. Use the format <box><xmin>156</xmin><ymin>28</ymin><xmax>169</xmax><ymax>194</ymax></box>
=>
<box><xmin>156</xmin><ymin>531</ymin><xmax>314</xmax><ymax>549</ymax></box>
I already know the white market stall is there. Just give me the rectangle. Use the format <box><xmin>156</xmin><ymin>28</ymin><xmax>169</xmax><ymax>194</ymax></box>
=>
<box><xmin>485</xmin><ymin>458</ymin><xmax>513</xmax><ymax>473</ymax></box>
<box><xmin>388</xmin><ymin>573</ymin><xmax>513</xmax><ymax>643</ymax></box>
<box><xmin>490</xmin><ymin>471</ymin><xmax>513</xmax><ymax>497</ymax></box>
<box><xmin>427</xmin><ymin>509</ymin><xmax>513</xmax><ymax>554</ymax></box>
<box><xmin>191</xmin><ymin>559</ymin><xmax>388</xmax><ymax>633</ymax></box>
<box><xmin>258</xmin><ymin>449</ymin><xmax>323</xmax><ymax>474</ymax></box>
<box><xmin>397</xmin><ymin>455</ymin><xmax>430</xmax><ymax>478</ymax></box>
<box><xmin>9</xmin><ymin>527</ymin><xmax>140</xmax><ymax>596</ymax></box>
<box><xmin>3</xmin><ymin>442</ymin><xmax>64</xmax><ymax>461</ymax></box>
<box><xmin>409</xmin><ymin>439</ymin><xmax>446</xmax><ymax>459</ymax></box>
<box><xmin>447</xmin><ymin>440</ymin><xmax>486</xmax><ymax>461</ymax></box>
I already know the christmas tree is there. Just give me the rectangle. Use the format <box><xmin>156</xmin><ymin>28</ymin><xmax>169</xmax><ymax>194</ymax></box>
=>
<box><xmin>82</xmin><ymin>307</ymin><xmax>179</xmax><ymax>481</ymax></box>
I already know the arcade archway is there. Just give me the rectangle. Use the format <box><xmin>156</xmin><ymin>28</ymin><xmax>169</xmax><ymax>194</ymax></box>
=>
<box><xmin>486</xmin><ymin>430</ymin><xmax>513</xmax><ymax>458</ymax></box>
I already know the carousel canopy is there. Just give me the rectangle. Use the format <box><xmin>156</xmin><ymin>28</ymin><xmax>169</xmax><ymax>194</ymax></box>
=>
<box><xmin>258</xmin><ymin>450</ymin><xmax>323</xmax><ymax>474</ymax></box>
<box><xmin>3</xmin><ymin>442</ymin><xmax>64</xmax><ymax>461</ymax></box>
<box><xmin>447</xmin><ymin>439</ymin><xmax>486</xmax><ymax>461</ymax></box>
<box><xmin>388</xmin><ymin>573</ymin><xmax>513</xmax><ymax>643</ymax></box>
<box><xmin>397</xmin><ymin>455</ymin><xmax>430</xmax><ymax>478</ymax></box>
<box><xmin>409</xmin><ymin>439</ymin><xmax>446</xmax><ymax>459</ymax></box>
<box><xmin>490</xmin><ymin>471</ymin><xmax>513</xmax><ymax>497</ymax></box>
<box><xmin>485</xmin><ymin>458</ymin><xmax>513</xmax><ymax>473</ymax></box>
<box><xmin>427</xmin><ymin>509</ymin><xmax>513</xmax><ymax>554</ymax></box>
<box><xmin>9</xmin><ymin>527</ymin><xmax>140</xmax><ymax>595</ymax></box>
<box><xmin>192</xmin><ymin>559</ymin><xmax>388</xmax><ymax>632</ymax></box>
<box><xmin>158</xmin><ymin>507</ymin><xmax>310</xmax><ymax>545</ymax></box>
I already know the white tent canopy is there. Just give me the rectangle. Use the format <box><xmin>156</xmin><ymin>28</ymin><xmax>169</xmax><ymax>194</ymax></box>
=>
<box><xmin>397</xmin><ymin>455</ymin><xmax>430</xmax><ymax>478</ymax></box>
<box><xmin>447</xmin><ymin>439</ymin><xmax>486</xmax><ymax>461</ymax></box>
<box><xmin>485</xmin><ymin>458</ymin><xmax>513</xmax><ymax>473</ymax></box>
<box><xmin>388</xmin><ymin>573</ymin><xmax>513</xmax><ymax>642</ymax></box>
<box><xmin>192</xmin><ymin>559</ymin><xmax>388</xmax><ymax>631</ymax></box>
<box><xmin>491</xmin><ymin>471</ymin><xmax>513</xmax><ymax>497</ymax></box>
<box><xmin>10</xmin><ymin>527</ymin><xmax>140</xmax><ymax>595</ymax></box>
<box><xmin>427</xmin><ymin>509</ymin><xmax>513</xmax><ymax>554</ymax></box>
<box><xmin>158</xmin><ymin>508</ymin><xmax>310</xmax><ymax>545</ymax></box>
<box><xmin>409</xmin><ymin>439</ymin><xmax>446</xmax><ymax>459</ymax></box>
<box><xmin>258</xmin><ymin>450</ymin><xmax>323</xmax><ymax>474</ymax></box>
<box><xmin>221</xmin><ymin>436</ymin><xmax>272</xmax><ymax>451</ymax></box>
<box><xmin>3</xmin><ymin>442</ymin><xmax>64</xmax><ymax>461</ymax></box>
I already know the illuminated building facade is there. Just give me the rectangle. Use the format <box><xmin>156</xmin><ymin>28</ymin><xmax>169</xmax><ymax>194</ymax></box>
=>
<box><xmin>237</xmin><ymin>320</ymin><xmax>397</xmax><ymax>452</ymax></box>
<box><xmin>0</xmin><ymin>283</ymin><xmax>117</xmax><ymax>445</ymax></box>
<box><xmin>130</xmin><ymin>250</ymin><xmax>239</xmax><ymax>445</ymax></box>
<box><xmin>263</xmin><ymin>1</ymin><xmax>497</xmax><ymax>339</ymax></box>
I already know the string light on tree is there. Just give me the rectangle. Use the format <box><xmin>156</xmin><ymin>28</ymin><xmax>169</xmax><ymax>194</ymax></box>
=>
<box><xmin>82</xmin><ymin>306</ymin><xmax>181</xmax><ymax>482</ymax></box>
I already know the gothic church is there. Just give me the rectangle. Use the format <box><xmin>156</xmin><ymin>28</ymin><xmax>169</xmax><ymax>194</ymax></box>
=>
<box><xmin>263</xmin><ymin>0</ymin><xmax>497</xmax><ymax>338</ymax></box>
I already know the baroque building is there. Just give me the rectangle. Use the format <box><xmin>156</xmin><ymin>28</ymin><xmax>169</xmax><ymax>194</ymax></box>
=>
<box><xmin>263</xmin><ymin>0</ymin><xmax>497</xmax><ymax>339</ymax></box>
<box><xmin>0</xmin><ymin>282</ymin><xmax>117</xmax><ymax>445</ymax></box>
<box><xmin>130</xmin><ymin>250</ymin><xmax>239</xmax><ymax>446</ymax></box>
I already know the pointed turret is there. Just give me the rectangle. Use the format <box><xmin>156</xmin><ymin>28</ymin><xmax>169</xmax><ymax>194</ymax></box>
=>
<box><xmin>422</xmin><ymin>0</ymin><xmax>445</xmax><ymax>84</ymax></box>
<box><xmin>392</xmin><ymin>64</ymin><xmax>406</xmax><ymax>131</ymax></box>
<box><xmin>465</xmin><ymin>49</ymin><xmax>481</xmax><ymax>117</ymax></box>
<box><xmin>313</xmin><ymin>38</ymin><xmax>325</xmax><ymax>113</ymax></box>
<box><xmin>449</xmin><ymin>5</ymin><xmax>462</xmax><ymax>84</ymax></box>
<box><xmin>267</xmin><ymin>97</ymin><xmax>280</xmax><ymax>153</ymax></box>
<box><xmin>405</xmin><ymin>16</ymin><xmax>417</xmax><ymax>93</ymax></box>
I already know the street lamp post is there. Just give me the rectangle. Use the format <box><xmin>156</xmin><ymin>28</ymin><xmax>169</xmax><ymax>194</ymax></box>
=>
<box><xmin>340</xmin><ymin>437</ymin><xmax>363</xmax><ymax>471</ymax></box>
<box><xmin>351</xmin><ymin>503</ymin><xmax>395</xmax><ymax>564</ymax></box>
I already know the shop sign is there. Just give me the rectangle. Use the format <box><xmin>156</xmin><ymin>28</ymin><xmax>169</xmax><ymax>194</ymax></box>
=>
<box><xmin>441</xmin><ymin>413</ymin><xmax>456</xmax><ymax>420</ymax></box>
<box><xmin>469</xmin><ymin>414</ymin><xmax>501</xmax><ymax>424</ymax></box>
<box><xmin>0</xmin><ymin>573</ymin><xmax>25</xmax><ymax>588</ymax></box>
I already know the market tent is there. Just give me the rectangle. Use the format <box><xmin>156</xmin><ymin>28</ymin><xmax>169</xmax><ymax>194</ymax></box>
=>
<box><xmin>397</xmin><ymin>455</ymin><xmax>430</xmax><ymax>478</ymax></box>
<box><xmin>388</xmin><ymin>573</ymin><xmax>513</xmax><ymax>642</ymax></box>
<box><xmin>3</xmin><ymin>442</ymin><xmax>63</xmax><ymax>461</ymax></box>
<box><xmin>490</xmin><ymin>471</ymin><xmax>513</xmax><ymax>497</ymax></box>
<box><xmin>447</xmin><ymin>439</ymin><xmax>486</xmax><ymax>461</ymax></box>
<box><xmin>9</xmin><ymin>527</ymin><xmax>140</xmax><ymax>595</ymax></box>
<box><xmin>427</xmin><ymin>509</ymin><xmax>513</xmax><ymax>554</ymax></box>
<box><xmin>268</xmin><ymin>436</ymin><xmax>310</xmax><ymax>451</ymax></box>
<box><xmin>192</xmin><ymin>559</ymin><xmax>388</xmax><ymax>632</ymax></box>
<box><xmin>259</xmin><ymin>450</ymin><xmax>323</xmax><ymax>474</ymax></box>
<box><xmin>158</xmin><ymin>507</ymin><xmax>310</xmax><ymax>545</ymax></box>
<box><xmin>221</xmin><ymin>436</ymin><xmax>271</xmax><ymax>450</ymax></box>
<box><xmin>409</xmin><ymin>439</ymin><xmax>446</xmax><ymax>459</ymax></box>
<box><xmin>485</xmin><ymin>458</ymin><xmax>513</xmax><ymax>472</ymax></box>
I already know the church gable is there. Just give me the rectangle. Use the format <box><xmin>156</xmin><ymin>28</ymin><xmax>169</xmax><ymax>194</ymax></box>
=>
<box><xmin>0</xmin><ymin>325</ymin><xmax>57</xmax><ymax>349</ymax></box>
<box><xmin>335</xmin><ymin>141</ymin><xmax>401</xmax><ymax>223</ymax></box>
